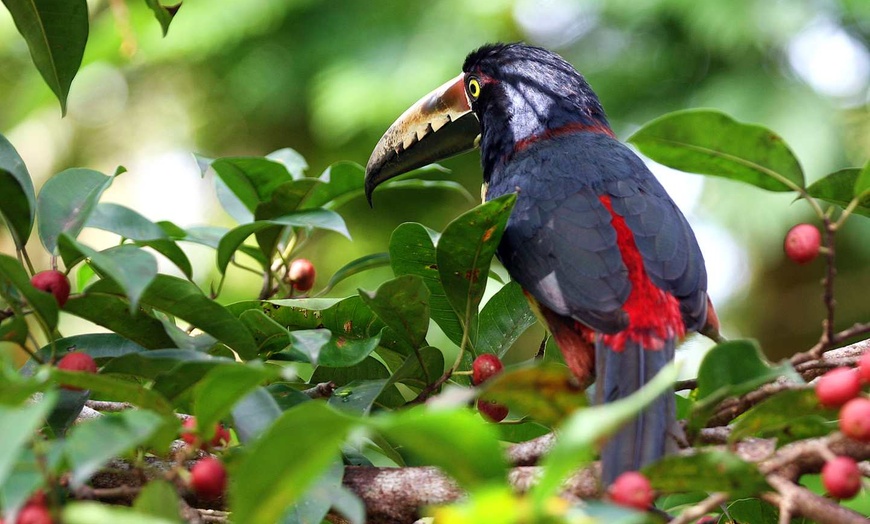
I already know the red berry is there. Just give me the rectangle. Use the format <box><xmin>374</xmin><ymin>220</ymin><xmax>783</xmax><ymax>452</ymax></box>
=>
<box><xmin>16</xmin><ymin>503</ymin><xmax>52</xmax><ymax>524</ymax></box>
<box><xmin>858</xmin><ymin>352</ymin><xmax>870</xmax><ymax>384</ymax></box>
<box><xmin>472</xmin><ymin>354</ymin><xmax>504</xmax><ymax>386</ymax></box>
<box><xmin>56</xmin><ymin>352</ymin><xmax>97</xmax><ymax>390</ymax></box>
<box><xmin>783</xmin><ymin>224</ymin><xmax>821</xmax><ymax>264</ymax></box>
<box><xmin>822</xmin><ymin>456</ymin><xmax>862</xmax><ymax>499</ymax></box>
<box><xmin>181</xmin><ymin>418</ymin><xmax>231</xmax><ymax>449</ymax></box>
<box><xmin>190</xmin><ymin>457</ymin><xmax>227</xmax><ymax>501</ymax></box>
<box><xmin>288</xmin><ymin>259</ymin><xmax>315</xmax><ymax>292</ymax></box>
<box><xmin>607</xmin><ymin>471</ymin><xmax>654</xmax><ymax>510</ymax></box>
<box><xmin>840</xmin><ymin>397</ymin><xmax>870</xmax><ymax>442</ymax></box>
<box><xmin>30</xmin><ymin>270</ymin><xmax>71</xmax><ymax>307</ymax></box>
<box><xmin>815</xmin><ymin>367</ymin><xmax>861</xmax><ymax>408</ymax></box>
<box><xmin>477</xmin><ymin>399</ymin><xmax>508</xmax><ymax>423</ymax></box>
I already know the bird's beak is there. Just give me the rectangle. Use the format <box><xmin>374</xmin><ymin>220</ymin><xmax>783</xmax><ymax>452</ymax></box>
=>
<box><xmin>365</xmin><ymin>73</ymin><xmax>480</xmax><ymax>205</ymax></box>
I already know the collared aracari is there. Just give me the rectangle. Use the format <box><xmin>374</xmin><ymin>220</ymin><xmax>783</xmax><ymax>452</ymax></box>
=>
<box><xmin>364</xmin><ymin>43</ymin><xmax>716</xmax><ymax>485</ymax></box>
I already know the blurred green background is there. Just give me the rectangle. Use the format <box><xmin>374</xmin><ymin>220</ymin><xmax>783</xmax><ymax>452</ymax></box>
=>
<box><xmin>0</xmin><ymin>0</ymin><xmax>868</xmax><ymax>362</ymax></box>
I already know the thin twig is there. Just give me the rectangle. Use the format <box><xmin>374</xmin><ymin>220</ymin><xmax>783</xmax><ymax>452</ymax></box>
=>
<box><xmin>669</xmin><ymin>492</ymin><xmax>729</xmax><ymax>524</ymax></box>
<box><xmin>820</xmin><ymin>215</ymin><xmax>837</xmax><ymax>350</ymax></box>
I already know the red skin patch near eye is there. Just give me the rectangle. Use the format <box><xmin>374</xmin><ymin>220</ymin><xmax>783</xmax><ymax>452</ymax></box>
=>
<box><xmin>598</xmin><ymin>195</ymin><xmax>684</xmax><ymax>352</ymax></box>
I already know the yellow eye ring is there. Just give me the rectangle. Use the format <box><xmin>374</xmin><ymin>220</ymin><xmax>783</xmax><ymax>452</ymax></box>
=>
<box><xmin>467</xmin><ymin>77</ymin><xmax>481</xmax><ymax>99</ymax></box>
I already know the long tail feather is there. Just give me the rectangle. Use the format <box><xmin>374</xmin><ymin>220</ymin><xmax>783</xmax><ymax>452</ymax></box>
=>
<box><xmin>595</xmin><ymin>337</ymin><xmax>676</xmax><ymax>486</ymax></box>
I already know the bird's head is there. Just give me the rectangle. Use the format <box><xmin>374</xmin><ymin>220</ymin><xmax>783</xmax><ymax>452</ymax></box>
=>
<box><xmin>365</xmin><ymin>43</ymin><xmax>611</xmax><ymax>203</ymax></box>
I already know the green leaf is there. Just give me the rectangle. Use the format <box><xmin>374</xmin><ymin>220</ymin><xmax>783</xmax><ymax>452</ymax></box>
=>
<box><xmin>64</xmin><ymin>410</ymin><xmax>163</xmax><ymax>487</ymax></box>
<box><xmin>0</xmin><ymin>133</ymin><xmax>36</xmax><ymax>249</ymax></box>
<box><xmin>374</xmin><ymin>407</ymin><xmax>507</xmax><ymax>489</ymax></box>
<box><xmin>100</xmin><ymin>350</ymin><xmax>230</xmax><ymax>379</ymax></box>
<box><xmin>0</xmin><ymin>254</ymin><xmax>59</xmax><ymax>331</ymax></box>
<box><xmin>231</xmin><ymin>402</ymin><xmax>356</xmax><ymax>524</ymax></box>
<box><xmin>230</xmin><ymin>296</ymin><xmax>385</xmax><ymax>341</ymax></box>
<box><xmin>1</xmin><ymin>0</ymin><xmax>88</xmax><ymax>114</ymax></box>
<box><xmin>194</xmin><ymin>364</ymin><xmax>276</xmax><ymax>436</ymax></box>
<box><xmin>309</xmin><ymin>357</ymin><xmax>405</xmax><ymax>409</ymax></box>
<box><xmin>51</xmin><ymin>368</ymin><xmax>174</xmax><ymax>416</ymax></box>
<box><xmin>806</xmin><ymin>168</ymin><xmax>870</xmax><ymax>217</ymax></box>
<box><xmin>231</xmin><ymin>387</ymin><xmax>283</xmax><ymax>443</ymax></box>
<box><xmin>533</xmin><ymin>362</ymin><xmax>679</xmax><ymax>507</ymax></box>
<box><xmin>267</xmin><ymin>147</ymin><xmax>308</xmax><ymax>179</ymax></box>
<box><xmin>390</xmin><ymin>222</ymin><xmax>464</xmax><ymax>346</ymax></box>
<box><xmin>37</xmin><ymin>168</ymin><xmax>114</xmax><ymax>253</ymax></box>
<box><xmin>481</xmin><ymin>363</ymin><xmax>586</xmax><ymax>428</ymax></box>
<box><xmin>205</xmin><ymin>156</ymin><xmax>295</xmax><ymax>213</ymax></box>
<box><xmin>143</xmin><ymin>0</ymin><xmax>181</xmax><ymax>36</ymax></box>
<box><xmin>63</xmin><ymin>501</ymin><xmax>179</xmax><ymax>524</ymax></box>
<box><xmin>217</xmin><ymin>210</ymin><xmax>350</xmax><ymax>273</ymax></box>
<box><xmin>63</xmin><ymin>294</ymin><xmax>176</xmax><ymax>350</ymax></box>
<box><xmin>134</xmin><ymin>238</ymin><xmax>193</xmax><ymax>279</ymax></box>
<box><xmin>252</xmin><ymin>178</ymin><xmax>320</xmax><ymax>257</ymax></box>
<box><xmin>133</xmin><ymin>480</ymin><xmax>183</xmax><ymax>523</ymax></box>
<box><xmin>0</xmin><ymin>391</ymin><xmax>57</xmax><ymax>488</ymax></box>
<box><xmin>59</xmin><ymin>236</ymin><xmax>158</xmax><ymax>311</ymax></box>
<box><xmin>476</xmin><ymin>281</ymin><xmax>537</xmax><ymax>357</ymax></box>
<box><xmin>86</xmin><ymin>275</ymin><xmax>259</xmax><ymax>358</ymax></box>
<box><xmin>0</xmin><ymin>314</ymin><xmax>28</xmax><ymax>345</ymax></box>
<box><xmin>384</xmin><ymin>346</ymin><xmax>444</xmax><ymax>390</ymax></box>
<box><xmin>328</xmin><ymin>379</ymin><xmax>389</xmax><ymax>416</ymax></box>
<box><xmin>437</xmin><ymin>194</ymin><xmax>517</xmax><ymax>344</ymax></box>
<box><xmin>856</xmin><ymin>159</ymin><xmax>870</xmax><ymax>197</ymax></box>
<box><xmin>316</xmin><ymin>253</ymin><xmax>391</xmax><ymax>296</ymax></box>
<box><xmin>691</xmin><ymin>340</ymin><xmax>798</xmax><ymax>430</ymax></box>
<box><xmin>643</xmin><ymin>450</ymin><xmax>769</xmax><ymax>497</ymax></box>
<box><xmin>359</xmin><ymin>275</ymin><xmax>430</xmax><ymax>348</ymax></box>
<box><xmin>301</xmin><ymin>161</ymin><xmax>365</xmax><ymax>210</ymax></box>
<box><xmin>729</xmin><ymin>389</ymin><xmax>837</xmax><ymax>445</ymax></box>
<box><xmin>85</xmin><ymin>203</ymin><xmax>167</xmax><ymax>241</ymax></box>
<box><xmin>628</xmin><ymin>109</ymin><xmax>804</xmax><ymax>191</ymax></box>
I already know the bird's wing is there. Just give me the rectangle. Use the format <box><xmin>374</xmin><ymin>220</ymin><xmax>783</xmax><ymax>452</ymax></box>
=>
<box><xmin>491</xmin><ymin>132</ymin><xmax>707</xmax><ymax>333</ymax></box>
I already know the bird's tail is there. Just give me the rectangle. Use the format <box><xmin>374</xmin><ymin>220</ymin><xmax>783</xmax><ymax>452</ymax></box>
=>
<box><xmin>595</xmin><ymin>336</ymin><xmax>676</xmax><ymax>486</ymax></box>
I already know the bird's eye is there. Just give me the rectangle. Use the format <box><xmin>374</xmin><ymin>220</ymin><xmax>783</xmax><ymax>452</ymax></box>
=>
<box><xmin>467</xmin><ymin>77</ymin><xmax>481</xmax><ymax>100</ymax></box>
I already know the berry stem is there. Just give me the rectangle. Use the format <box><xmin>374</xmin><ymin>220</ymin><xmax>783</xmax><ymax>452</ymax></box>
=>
<box><xmin>820</xmin><ymin>213</ymin><xmax>837</xmax><ymax>350</ymax></box>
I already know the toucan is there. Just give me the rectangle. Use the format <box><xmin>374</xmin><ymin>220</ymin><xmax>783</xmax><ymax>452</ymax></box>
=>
<box><xmin>364</xmin><ymin>43</ymin><xmax>716</xmax><ymax>486</ymax></box>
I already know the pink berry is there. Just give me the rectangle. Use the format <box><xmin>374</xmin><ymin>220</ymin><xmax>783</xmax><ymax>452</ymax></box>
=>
<box><xmin>815</xmin><ymin>367</ymin><xmax>861</xmax><ymax>408</ymax></box>
<box><xmin>840</xmin><ymin>397</ymin><xmax>870</xmax><ymax>442</ymax></box>
<box><xmin>30</xmin><ymin>270</ymin><xmax>71</xmax><ymax>307</ymax></box>
<box><xmin>477</xmin><ymin>399</ymin><xmax>508</xmax><ymax>423</ymax></box>
<box><xmin>190</xmin><ymin>457</ymin><xmax>227</xmax><ymax>501</ymax></box>
<box><xmin>288</xmin><ymin>259</ymin><xmax>316</xmax><ymax>292</ymax></box>
<box><xmin>472</xmin><ymin>354</ymin><xmax>504</xmax><ymax>386</ymax></box>
<box><xmin>181</xmin><ymin>418</ymin><xmax>231</xmax><ymax>449</ymax></box>
<box><xmin>56</xmin><ymin>351</ymin><xmax>97</xmax><ymax>390</ymax></box>
<box><xmin>783</xmin><ymin>224</ymin><xmax>821</xmax><ymax>264</ymax></box>
<box><xmin>858</xmin><ymin>352</ymin><xmax>870</xmax><ymax>384</ymax></box>
<box><xmin>608</xmin><ymin>471</ymin><xmax>654</xmax><ymax>510</ymax></box>
<box><xmin>822</xmin><ymin>456</ymin><xmax>862</xmax><ymax>499</ymax></box>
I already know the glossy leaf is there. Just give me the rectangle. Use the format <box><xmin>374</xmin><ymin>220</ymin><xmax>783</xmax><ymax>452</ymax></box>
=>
<box><xmin>384</xmin><ymin>346</ymin><xmax>444</xmax><ymax>390</ymax></box>
<box><xmin>533</xmin><ymin>362</ymin><xmax>679</xmax><ymax>507</ymax></box>
<box><xmin>59</xmin><ymin>236</ymin><xmax>158</xmax><ymax>311</ymax></box>
<box><xmin>806</xmin><ymin>168</ymin><xmax>870</xmax><ymax>217</ymax></box>
<box><xmin>133</xmin><ymin>480</ymin><xmax>183</xmax><ymax>523</ymax></box>
<box><xmin>85</xmin><ymin>203</ymin><xmax>167</xmax><ymax>241</ymax></box>
<box><xmin>359</xmin><ymin>275</ymin><xmax>430</xmax><ymax>349</ymax></box>
<box><xmin>0</xmin><ymin>254</ymin><xmax>59</xmax><ymax>331</ymax></box>
<box><xmin>0</xmin><ymin>134</ymin><xmax>35</xmax><ymax>249</ymax></box>
<box><xmin>267</xmin><ymin>147</ymin><xmax>308</xmax><ymax>179</ymax></box>
<box><xmin>283</xmin><ymin>461</ymin><xmax>345</xmax><ymax>524</ymax></box>
<box><xmin>629</xmin><ymin>109</ymin><xmax>804</xmax><ymax>191</ymax></box>
<box><xmin>481</xmin><ymin>363</ymin><xmax>586</xmax><ymax>428</ymax></box>
<box><xmin>0</xmin><ymin>391</ymin><xmax>57</xmax><ymax>489</ymax></box>
<box><xmin>328</xmin><ymin>379</ymin><xmax>389</xmax><ymax>416</ymax></box>
<box><xmin>476</xmin><ymin>281</ymin><xmax>537</xmax><ymax>357</ymax></box>
<box><xmin>856</xmin><ymin>159</ymin><xmax>870</xmax><ymax>196</ymax></box>
<box><xmin>0</xmin><ymin>314</ymin><xmax>28</xmax><ymax>345</ymax></box>
<box><xmin>437</xmin><ymin>194</ymin><xmax>517</xmax><ymax>343</ymax></box>
<box><xmin>217</xmin><ymin>210</ymin><xmax>350</xmax><ymax>273</ymax></box>
<box><xmin>2</xmin><ymin>0</ymin><xmax>88</xmax><ymax>114</ymax></box>
<box><xmin>38</xmin><ymin>333</ymin><xmax>147</xmax><ymax>363</ymax></box>
<box><xmin>143</xmin><ymin>0</ymin><xmax>181</xmax><ymax>36</ymax></box>
<box><xmin>134</xmin><ymin>238</ymin><xmax>193</xmax><ymax>278</ymax></box>
<box><xmin>729</xmin><ymin>389</ymin><xmax>837</xmax><ymax>445</ymax></box>
<box><xmin>204</xmin><ymin>156</ymin><xmax>295</xmax><ymax>213</ymax></box>
<box><xmin>239</xmin><ymin>309</ymin><xmax>292</xmax><ymax>356</ymax></box>
<box><xmin>390</xmin><ymin>222</ymin><xmax>464</xmax><ymax>346</ymax></box>
<box><xmin>64</xmin><ymin>410</ymin><xmax>163</xmax><ymax>487</ymax></box>
<box><xmin>194</xmin><ymin>364</ymin><xmax>276</xmax><ymax>436</ymax></box>
<box><xmin>315</xmin><ymin>252</ymin><xmax>391</xmax><ymax>296</ymax></box>
<box><xmin>252</xmin><ymin>178</ymin><xmax>319</xmax><ymax>256</ymax></box>
<box><xmin>309</xmin><ymin>357</ymin><xmax>405</xmax><ymax>409</ymax></box>
<box><xmin>374</xmin><ymin>407</ymin><xmax>507</xmax><ymax>489</ymax></box>
<box><xmin>232</xmin><ymin>387</ymin><xmax>283</xmax><ymax>443</ymax></box>
<box><xmin>231</xmin><ymin>402</ymin><xmax>355</xmax><ymax>524</ymax></box>
<box><xmin>63</xmin><ymin>294</ymin><xmax>176</xmax><ymax>350</ymax></box>
<box><xmin>63</xmin><ymin>501</ymin><xmax>179</xmax><ymax>524</ymax></box>
<box><xmin>229</xmin><ymin>296</ymin><xmax>385</xmax><ymax>340</ymax></box>
<box><xmin>85</xmin><ymin>275</ymin><xmax>258</xmax><ymax>358</ymax></box>
<box><xmin>644</xmin><ymin>450</ymin><xmax>769</xmax><ymax>497</ymax></box>
<box><xmin>51</xmin><ymin>368</ymin><xmax>174</xmax><ymax>416</ymax></box>
<box><xmin>37</xmin><ymin>168</ymin><xmax>114</xmax><ymax>253</ymax></box>
<box><xmin>696</xmin><ymin>340</ymin><xmax>795</xmax><ymax>401</ymax></box>
<box><xmin>301</xmin><ymin>161</ymin><xmax>365</xmax><ymax>210</ymax></box>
